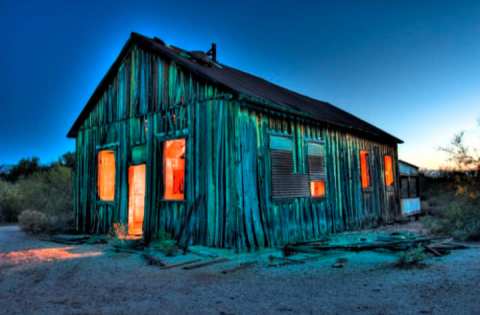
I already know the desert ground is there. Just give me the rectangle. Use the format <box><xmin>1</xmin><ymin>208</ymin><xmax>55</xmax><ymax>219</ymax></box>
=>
<box><xmin>1</xmin><ymin>224</ymin><xmax>479</xmax><ymax>315</ymax></box>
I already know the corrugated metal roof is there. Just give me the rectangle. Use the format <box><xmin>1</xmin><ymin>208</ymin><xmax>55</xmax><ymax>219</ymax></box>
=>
<box><xmin>67</xmin><ymin>32</ymin><xmax>402</xmax><ymax>143</ymax></box>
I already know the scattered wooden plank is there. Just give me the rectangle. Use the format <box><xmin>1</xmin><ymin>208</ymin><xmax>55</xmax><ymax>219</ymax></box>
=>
<box><xmin>160</xmin><ymin>259</ymin><xmax>202</xmax><ymax>270</ymax></box>
<box><xmin>284</xmin><ymin>237</ymin><xmax>443</xmax><ymax>255</ymax></box>
<box><xmin>221</xmin><ymin>261</ymin><xmax>257</xmax><ymax>274</ymax></box>
<box><xmin>424</xmin><ymin>245</ymin><xmax>443</xmax><ymax>257</ymax></box>
<box><xmin>182</xmin><ymin>258</ymin><xmax>229</xmax><ymax>270</ymax></box>
<box><xmin>284</xmin><ymin>245</ymin><xmax>329</xmax><ymax>255</ymax></box>
<box><xmin>430</xmin><ymin>242</ymin><xmax>469</xmax><ymax>250</ymax></box>
<box><xmin>111</xmin><ymin>246</ymin><xmax>142</xmax><ymax>254</ymax></box>
<box><xmin>142</xmin><ymin>253</ymin><xmax>166</xmax><ymax>267</ymax></box>
<box><xmin>187</xmin><ymin>249</ymin><xmax>219</xmax><ymax>258</ymax></box>
<box><xmin>286</xmin><ymin>237</ymin><xmax>330</xmax><ymax>247</ymax></box>
<box><xmin>268</xmin><ymin>256</ymin><xmax>306</xmax><ymax>267</ymax></box>
<box><xmin>294</xmin><ymin>254</ymin><xmax>326</xmax><ymax>263</ymax></box>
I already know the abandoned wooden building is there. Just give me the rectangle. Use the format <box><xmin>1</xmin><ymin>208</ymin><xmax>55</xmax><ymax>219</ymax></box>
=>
<box><xmin>67</xmin><ymin>32</ymin><xmax>403</xmax><ymax>250</ymax></box>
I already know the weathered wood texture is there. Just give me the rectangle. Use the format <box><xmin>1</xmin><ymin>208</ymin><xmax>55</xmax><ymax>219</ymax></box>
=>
<box><xmin>74</xmin><ymin>45</ymin><xmax>400</xmax><ymax>250</ymax></box>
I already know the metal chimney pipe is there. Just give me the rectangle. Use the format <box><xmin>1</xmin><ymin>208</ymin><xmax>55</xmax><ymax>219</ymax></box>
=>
<box><xmin>210</xmin><ymin>43</ymin><xmax>217</xmax><ymax>62</ymax></box>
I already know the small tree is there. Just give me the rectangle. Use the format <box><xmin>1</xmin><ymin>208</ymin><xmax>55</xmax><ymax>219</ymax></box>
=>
<box><xmin>441</xmin><ymin>131</ymin><xmax>479</xmax><ymax>174</ymax></box>
<box><xmin>57</xmin><ymin>152</ymin><xmax>76</xmax><ymax>169</ymax></box>
<box><xmin>1</xmin><ymin>157</ymin><xmax>45</xmax><ymax>182</ymax></box>
<box><xmin>428</xmin><ymin>120</ymin><xmax>480</xmax><ymax>240</ymax></box>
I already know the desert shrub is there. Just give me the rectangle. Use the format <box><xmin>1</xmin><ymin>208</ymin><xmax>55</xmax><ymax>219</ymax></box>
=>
<box><xmin>18</xmin><ymin>210</ymin><xmax>49</xmax><ymax>234</ymax></box>
<box><xmin>0</xmin><ymin>154</ymin><xmax>74</xmax><ymax>234</ymax></box>
<box><xmin>17</xmin><ymin>165</ymin><xmax>72</xmax><ymax>217</ymax></box>
<box><xmin>150</xmin><ymin>239</ymin><xmax>178</xmax><ymax>256</ymax></box>
<box><xmin>396</xmin><ymin>246</ymin><xmax>427</xmax><ymax>269</ymax></box>
<box><xmin>149</xmin><ymin>229</ymin><xmax>178</xmax><ymax>256</ymax></box>
<box><xmin>0</xmin><ymin>180</ymin><xmax>22</xmax><ymax>222</ymax></box>
<box><xmin>16</xmin><ymin>165</ymin><xmax>74</xmax><ymax>233</ymax></box>
<box><xmin>423</xmin><ymin>195</ymin><xmax>480</xmax><ymax>241</ymax></box>
<box><xmin>425</xmin><ymin>127</ymin><xmax>480</xmax><ymax>237</ymax></box>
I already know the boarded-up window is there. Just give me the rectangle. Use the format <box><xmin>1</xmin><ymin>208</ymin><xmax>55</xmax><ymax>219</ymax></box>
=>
<box><xmin>307</xmin><ymin>142</ymin><xmax>326</xmax><ymax>198</ymax></box>
<box><xmin>360</xmin><ymin>150</ymin><xmax>370</xmax><ymax>189</ymax></box>
<box><xmin>270</xmin><ymin>135</ymin><xmax>309</xmax><ymax>198</ymax></box>
<box><xmin>384</xmin><ymin>155</ymin><xmax>394</xmax><ymax>186</ymax></box>
<box><xmin>163</xmin><ymin>138</ymin><xmax>185</xmax><ymax>200</ymax></box>
<box><xmin>97</xmin><ymin>150</ymin><xmax>115</xmax><ymax>201</ymax></box>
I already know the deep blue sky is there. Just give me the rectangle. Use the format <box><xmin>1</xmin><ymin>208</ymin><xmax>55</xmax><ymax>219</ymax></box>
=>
<box><xmin>1</xmin><ymin>0</ymin><xmax>479</xmax><ymax>168</ymax></box>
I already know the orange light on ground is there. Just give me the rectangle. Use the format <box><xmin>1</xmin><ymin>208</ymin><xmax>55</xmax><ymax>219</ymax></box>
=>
<box><xmin>128</xmin><ymin>164</ymin><xmax>145</xmax><ymax>236</ymax></box>
<box><xmin>360</xmin><ymin>150</ymin><xmax>370</xmax><ymax>189</ymax></box>
<box><xmin>97</xmin><ymin>150</ymin><xmax>115</xmax><ymax>201</ymax></box>
<box><xmin>1</xmin><ymin>247</ymin><xmax>102</xmax><ymax>265</ymax></box>
<box><xmin>384</xmin><ymin>155</ymin><xmax>394</xmax><ymax>186</ymax></box>
<box><xmin>310</xmin><ymin>180</ymin><xmax>326</xmax><ymax>198</ymax></box>
<box><xmin>163</xmin><ymin>138</ymin><xmax>185</xmax><ymax>200</ymax></box>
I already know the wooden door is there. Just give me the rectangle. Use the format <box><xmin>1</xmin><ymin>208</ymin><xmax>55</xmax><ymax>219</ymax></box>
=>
<box><xmin>128</xmin><ymin>164</ymin><xmax>146</xmax><ymax>236</ymax></box>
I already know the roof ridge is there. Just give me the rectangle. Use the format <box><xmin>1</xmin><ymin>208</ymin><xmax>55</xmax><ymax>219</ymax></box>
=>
<box><xmin>67</xmin><ymin>32</ymin><xmax>402</xmax><ymax>144</ymax></box>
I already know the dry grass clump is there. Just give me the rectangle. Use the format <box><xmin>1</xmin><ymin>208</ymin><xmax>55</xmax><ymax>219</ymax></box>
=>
<box><xmin>395</xmin><ymin>246</ymin><xmax>428</xmax><ymax>269</ymax></box>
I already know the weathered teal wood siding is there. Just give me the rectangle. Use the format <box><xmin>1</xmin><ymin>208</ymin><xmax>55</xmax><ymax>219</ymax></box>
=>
<box><xmin>223</xmin><ymin>106</ymin><xmax>399</xmax><ymax>248</ymax></box>
<box><xmin>73</xmin><ymin>45</ymin><xmax>228</xmax><ymax>243</ymax></box>
<box><xmin>74</xmin><ymin>44</ymin><xmax>400</xmax><ymax>250</ymax></box>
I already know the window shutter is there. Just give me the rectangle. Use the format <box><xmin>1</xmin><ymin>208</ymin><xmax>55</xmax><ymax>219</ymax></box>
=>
<box><xmin>307</xmin><ymin>142</ymin><xmax>326</xmax><ymax>198</ymax></box>
<box><xmin>270</xmin><ymin>135</ymin><xmax>309</xmax><ymax>198</ymax></box>
<box><xmin>307</xmin><ymin>142</ymin><xmax>325</xmax><ymax>179</ymax></box>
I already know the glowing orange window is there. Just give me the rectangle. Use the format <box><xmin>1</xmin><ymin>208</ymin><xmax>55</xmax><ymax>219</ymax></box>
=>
<box><xmin>384</xmin><ymin>155</ymin><xmax>394</xmax><ymax>186</ymax></box>
<box><xmin>310</xmin><ymin>180</ymin><xmax>326</xmax><ymax>198</ymax></box>
<box><xmin>360</xmin><ymin>150</ymin><xmax>370</xmax><ymax>189</ymax></box>
<box><xmin>163</xmin><ymin>138</ymin><xmax>185</xmax><ymax>200</ymax></box>
<box><xmin>97</xmin><ymin>150</ymin><xmax>115</xmax><ymax>201</ymax></box>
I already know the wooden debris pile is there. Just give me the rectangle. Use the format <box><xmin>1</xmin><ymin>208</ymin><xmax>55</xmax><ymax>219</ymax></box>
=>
<box><xmin>283</xmin><ymin>232</ymin><xmax>469</xmax><ymax>257</ymax></box>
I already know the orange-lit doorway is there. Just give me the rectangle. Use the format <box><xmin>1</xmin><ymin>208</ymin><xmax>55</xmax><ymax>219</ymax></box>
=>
<box><xmin>128</xmin><ymin>164</ymin><xmax>145</xmax><ymax>236</ymax></box>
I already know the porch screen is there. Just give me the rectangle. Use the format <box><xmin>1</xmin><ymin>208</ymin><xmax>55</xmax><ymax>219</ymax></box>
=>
<box><xmin>97</xmin><ymin>150</ymin><xmax>115</xmax><ymax>201</ymax></box>
<box><xmin>360</xmin><ymin>150</ymin><xmax>370</xmax><ymax>189</ymax></box>
<box><xmin>163</xmin><ymin>138</ymin><xmax>185</xmax><ymax>200</ymax></box>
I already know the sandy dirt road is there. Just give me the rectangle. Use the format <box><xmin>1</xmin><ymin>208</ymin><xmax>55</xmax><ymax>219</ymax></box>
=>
<box><xmin>1</xmin><ymin>225</ymin><xmax>479</xmax><ymax>315</ymax></box>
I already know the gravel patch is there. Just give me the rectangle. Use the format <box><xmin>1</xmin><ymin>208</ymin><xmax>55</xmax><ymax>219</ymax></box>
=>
<box><xmin>1</xmin><ymin>225</ymin><xmax>479</xmax><ymax>315</ymax></box>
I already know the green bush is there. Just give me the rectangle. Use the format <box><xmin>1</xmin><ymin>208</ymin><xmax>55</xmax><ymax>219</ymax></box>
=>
<box><xmin>396</xmin><ymin>246</ymin><xmax>427</xmax><ymax>269</ymax></box>
<box><xmin>17</xmin><ymin>165</ymin><xmax>72</xmax><ymax>217</ymax></box>
<box><xmin>18</xmin><ymin>210</ymin><xmax>49</xmax><ymax>234</ymax></box>
<box><xmin>0</xmin><ymin>164</ymin><xmax>74</xmax><ymax>234</ymax></box>
<box><xmin>422</xmin><ymin>179</ymin><xmax>480</xmax><ymax>241</ymax></box>
<box><xmin>150</xmin><ymin>229</ymin><xmax>178</xmax><ymax>256</ymax></box>
<box><xmin>0</xmin><ymin>180</ymin><xmax>22</xmax><ymax>222</ymax></box>
<box><xmin>424</xmin><ymin>198</ymin><xmax>480</xmax><ymax>241</ymax></box>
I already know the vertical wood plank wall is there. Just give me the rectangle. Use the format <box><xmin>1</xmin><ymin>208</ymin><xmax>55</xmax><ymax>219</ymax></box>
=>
<box><xmin>74</xmin><ymin>45</ymin><xmax>400</xmax><ymax>250</ymax></box>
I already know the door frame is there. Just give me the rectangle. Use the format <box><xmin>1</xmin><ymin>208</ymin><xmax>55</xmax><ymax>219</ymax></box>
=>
<box><xmin>127</xmin><ymin>163</ymin><xmax>146</xmax><ymax>237</ymax></box>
